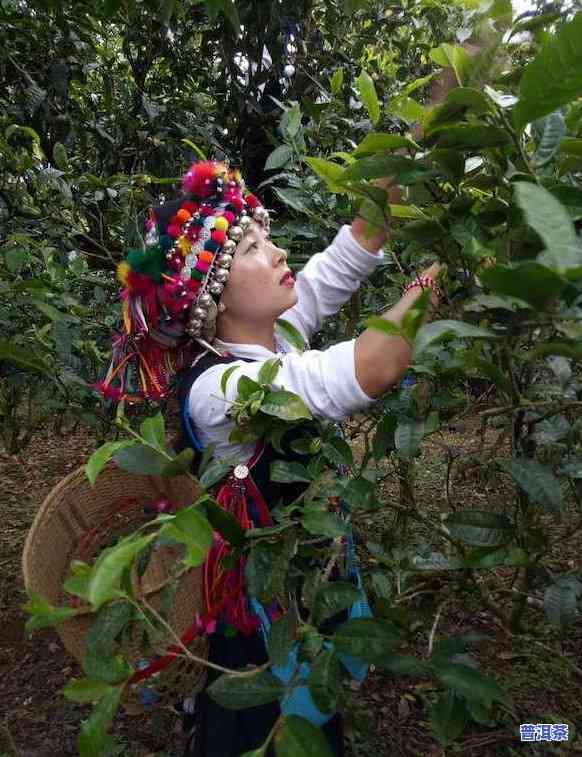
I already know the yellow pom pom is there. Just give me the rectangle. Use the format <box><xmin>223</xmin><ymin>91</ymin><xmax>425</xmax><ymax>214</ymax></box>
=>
<box><xmin>214</xmin><ymin>217</ymin><xmax>229</xmax><ymax>232</ymax></box>
<box><xmin>178</xmin><ymin>237</ymin><xmax>192</xmax><ymax>256</ymax></box>
<box><xmin>117</xmin><ymin>262</ymin><xmax>130</xmax><ymax>285</ymax></box>
<box><xmin>233</xmin><ymin>169</ymin><xmax>242</xmax><ymax>183</ymax></box>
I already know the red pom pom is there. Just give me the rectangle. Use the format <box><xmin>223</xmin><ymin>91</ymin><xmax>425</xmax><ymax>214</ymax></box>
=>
<box><xmin>223</xmin><ymin>211</ymin><xmax>235</xmax><ymax>224</ymax></box>
<box><xmin>182</xmin><ymin>161</ymin><xmax>221</xmax><ymax>198</ymax></box>
<box><xmin>211</xmin><ymin>230</ymin><xmax>227</xmax><ymax>245</ymax></box>
<box><xmin>231</xmin><ymin>197</ymin><xmax>244</xmax><ymax>213</ymax></box>
<box><xmin>187</xmin><ymin>226</ymin><xmax>201</xmax><ymax>241</ymax></box>
<box><xmin>167</xmin><ymin>224</ymin><xmax>181</xmax><ymax>238</ymax></box>
<box><xmin>185</xmin><ymin>279</ymin><xmax>201</xmax><ymax>294</ymax></box>
<box><xmin>169</xmin><ymin>214</ymin><xmax>181</xmax><ymax>226</ymax></box>
<box><xmin>182</xmin><ymin>201</ymin><xmax>198</xmax><ymax>213</ymax></box>
<box><xmin>200</xmin><ymin>205</ymin><xmax>214</xmax><ymax>217</ymax></box>
<box><xmin>245</xmin><ymin>194</ymin><xmax>260</xmax><ymax>209</ymax></box>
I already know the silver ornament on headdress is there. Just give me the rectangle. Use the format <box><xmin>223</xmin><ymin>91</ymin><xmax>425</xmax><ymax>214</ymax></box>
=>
<box><xmin>228</xmin><ymin>226</ymin><xmax>244</xmax><ymax>243</ymax></box>
<box><xmin>222</xmin><ymin>239</ymin><xmax>236</xmax><ymax>254</ymax></box>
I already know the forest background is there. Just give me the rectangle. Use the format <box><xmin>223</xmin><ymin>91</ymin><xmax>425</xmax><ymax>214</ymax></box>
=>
<box><xmin>2</xmin><ymin>0</ymin><xmax>582</xmax><ymax>755</ymax></box>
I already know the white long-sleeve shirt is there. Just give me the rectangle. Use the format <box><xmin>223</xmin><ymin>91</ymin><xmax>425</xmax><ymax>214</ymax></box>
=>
<box><xmin>188</xmin><ymin>224</ymin><xmax>383</xmax><ymax>460</ymax></box>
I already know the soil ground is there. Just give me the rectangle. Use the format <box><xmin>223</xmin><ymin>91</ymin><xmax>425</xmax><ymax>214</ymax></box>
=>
<box><xmin>1</xmin><ymin>411</ymin><xmax>581</xmax><ymax>756</ymax></box>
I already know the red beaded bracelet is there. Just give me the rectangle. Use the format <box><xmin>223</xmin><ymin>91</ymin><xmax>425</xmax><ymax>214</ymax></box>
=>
<box><xmin>402</xmin><ymin>275</ymin><xmax>442</xmax><ymax>299</ymax></box>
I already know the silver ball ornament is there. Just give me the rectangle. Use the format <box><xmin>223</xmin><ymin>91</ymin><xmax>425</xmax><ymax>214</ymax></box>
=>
<box><xmin>186</xmin><ymin>319</ymin><xmax>203</xmax><ymax>336</ymax></box>
<box><xmin>228</xmin><ymin>226</ymin><xmax>244</xmax><ymax>243</ymax></box>
<box><xmin>209</xmin><ymin>281</ymin><xmax>224</xmax><ymax>296</ymax></box>
<box><xmin>284</xmin><ymin>64</ymin><xmax>296</xmax><ymax>78</ymax></box>
<box><xmin>217</xmin><ymin>253</ymin><xmax>233</xmax><ymax>268</ymax></box>
<box><xmin>214</xmin><ymin>269</ymin><xmax>230</xmax><ymax>284</ymax></box>
<box><xmin>222</xmin><ymin>239</ymin><xmax>236</xmax><ymax>254</ymax></box>
<box><xmin>192</xmin><ymin>306</ymin><xmax>207</xmax><ymax>320</ymax></box>
<box><xmin>239</xmin><ymin>215</ymin><xmax>252</xmax><ymax>230</ymax></box>
<box><xmin>198</xmin><ymin>292</ymin><xmax>213</xmax><ymax>308</ymax></box>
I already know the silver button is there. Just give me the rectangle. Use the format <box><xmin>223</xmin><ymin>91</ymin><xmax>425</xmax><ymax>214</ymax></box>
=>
<box><xmin>233</xmin><ymin>464</ymin><xmax>249</xmax><ymax>480</ymax></box>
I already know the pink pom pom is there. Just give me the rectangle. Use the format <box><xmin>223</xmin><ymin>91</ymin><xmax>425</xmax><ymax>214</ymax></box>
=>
<box><xmin>182</xmin><ymin>161</ymin><xmax>220</xmax><ymax>198</ymax></box>
<box><xmin>167</xmin><ymin>224</ymin><xmax>182</xmax><ymax>238</ymax></box>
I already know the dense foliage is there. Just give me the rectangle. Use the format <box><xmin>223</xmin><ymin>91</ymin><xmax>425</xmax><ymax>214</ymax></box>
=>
<box><xmin>4</xmin><ymin>0</ymin><xmax>582</xmax><ymax>754</ymax></box>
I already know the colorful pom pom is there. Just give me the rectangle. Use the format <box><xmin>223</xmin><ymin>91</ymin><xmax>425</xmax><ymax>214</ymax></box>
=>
<box><xmin>211</xmin><ymin>230</ymin><xmax>227</xmax><ymax>245</ymax></box>
<box><xmin>167</xmin><ymin>224</ymin><xmax>182</xmax><ymax>238</ymax></box>
<box><xmin>159</xmin><ymin>234</ymin><xmax>173</xmax><ymax>250</ymax></box>
<box><xmin>214</xmin><ymin>217</ymin><xmax>229</xmax><ymax>232</ymax></box>
<box><xmin>182</xmin><ymin>201</ymin><xmax>198</xmax><ymax>213</ymax></box>
<box><xmin>196</xmin><ymin>260</ymin><xmax>210</xmax><ymax>273</ymax></box>
<box><xmin>200</xmin><ymin>205</ymin><xmax>214</xmax><ymax>217</ymax></box>
<box><xmin>176</xmin><ymin>208</ymin><xmax>191</xmax><ymax>224</ymax></box>
<box><xmin>199</xmin><ymin>250</ymin><xmax>214</xmax><ymax>264</ymax></box>
<box><xmin>182</xmin><ymin>161</ymin><xmax>224</xmax><ymax>198</ymax></box>
<box><xmin>223</xmin><ymin>211</ymin><xmax>235</xmax><ymax>224</ymax></box>
<box><xmin>117</xmin><ymin>262</ymin><xmax>130</xmax><ymax>285</ymax></box>
<box><xmin>245</xmin><ymin>194</ymin><xmax>260</xmax><ymax>209</ymax></box>
<box><xmin>204</xmin><ymin>240</ymin><xmax>220</xmax><ymax>253</ymax></box>
<box><xmin>178</xmin><ymin>237</ymin><xmax>192</xmax><ymax>256</ymax></box>
<box><xmin>191</xmin><ymin>269</ymin><xmax>204</xmax><ymax>281</ymax></box>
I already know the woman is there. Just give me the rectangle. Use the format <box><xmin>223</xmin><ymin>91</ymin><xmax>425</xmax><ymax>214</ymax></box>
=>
<box><xmin>101</xmin><ymin>158</ymin><xmax>440</xmax><ymax>756</ymax></box>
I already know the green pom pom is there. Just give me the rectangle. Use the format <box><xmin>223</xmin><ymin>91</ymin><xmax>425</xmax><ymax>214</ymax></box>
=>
<box><xmin>126</xmin><ymin>244</ymin><xmax>167</xmax><ymax>283</ymax></box>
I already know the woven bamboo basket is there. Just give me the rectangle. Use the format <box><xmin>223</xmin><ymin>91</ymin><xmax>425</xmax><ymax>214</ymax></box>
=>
<box><xmin>22</xmin><ymin>461</ymin><xmax>209</xmax><ymax>713</ymax></box>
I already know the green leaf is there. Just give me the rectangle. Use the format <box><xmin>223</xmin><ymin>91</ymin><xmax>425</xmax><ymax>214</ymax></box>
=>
<box><xmin>266</xmin><ymin>145</ymin><xmax>294</xmax><ymax>171</ymax></box>
<box><xmin>258</xmin><ymin>358</ymin><xmax>282</xmax><ymax>386</ymax></box>
<box><xmin>501</xmin><ymin>459</ymin><xmax>563</xmax><ymax>511</ymax></box>
<box><xmin>304</xmin><ymin>157</ymin><xmax>347</xmax><ymax>193</ymax></box>
<box><xmin>559</xmin><ymin>137</ymin><xmax>582</xmax><ymax>158</ymax></box>
<box><xmin>53</xmin><ymin>142</ymin><xmax>69</xmax><ymax>170</ymax></box>
<box><xmin>87</xmin><ymin>534</ymin><xmax>155</xmax><ymax>609</ymax></box>
<box><xmin>514</xmin><ymin>182</ymin><xmax>581</xmax><ymax>273</ymax></box>
<box><xmin>382</xmin><ymin>654</ymin><xmax>432</xmax><ymax>675</ymax></box>
<box><xmin>271</xmin><ymin>460</ymin><xmax>312</xmax><ymax>484</ymax></box>
<box><xmin>514</xmin><ymin>13</ymin><xmax>582</xmax><ymax>129</ymax></box>
<box><xmin>0</xmin><ymin>339</ymin><xmax>51</xmax><ymax>375</ymax></box>
<box><xmin>308</xmin><ymin>649</ymin><xmax>341</xmax><ymax>713</ymax></box>
<box><xmin>386</xmin><ymin>95</ymin><xmax>425</xmax><ymax>123</ymax></box>
<box><xmin>544</xmin><ymin>576</ymin><xmax>582</xmax><ymax>629</ymax></box>
<box><xmin>220</xmin><ymin>365</ymin><xmax>238</xmax><ymax>395</ymax></box>
<box><xmin>353</xmin><ymin>133</ymin><xmax>418</xmax><ymax>157</ymax></box>
<box><xmin>414</xmin><ymin>321</ymin><xmax>493</xmax><ymax>359</ymax></box>
<box><xmin>82</xmin><ymin>649</ymin><xmax>131</xmax><ymax>685</ymax></box>
<box><xmin>341</xmin><ymin>155</ymin><xmax>426</xmax><ymax>184</ymax></box>
<box><xmin>63</xmin><ymin>679</ymin><xmax>114</xmax><ymax>704</ymax></box>
<box><xmin>366</xmin><ymin>316</ymin><xmax>403</xmax><ymax>338</ymax></box>
<box><xmin>262</xmin><ymin>390</ymin><xmax>312</xmax><ymax>421</ymax></box>
<box><xmin>479</xmin><ymin>262</ymin><xmax>565</xmax><ymax>309</ymax></box>
<box><xmin>301</xmin><ymin>511</ymin><xmax>347</xmax><ymax>539</ymax></box>
<box><xmin>274</xmin><ymin>187</ymin><xmax>310</xmax><ymax>213</ymax></box>
<box><xmin>395</xmin><ymin>419</ymin><xmax>425</xmax><ymax>459</ymax></box>
<box><xmin>77</xmin><ymin>685</ymin><xmax>122</xmax><ymax>757</ymax></box>
<box><xmin>113</xmin><ymin>444</ymin><xmax>168</xmax><ymax>476</ymax></box>
<box><xmin>208</xmin><ymin>670</ymin><xmax>285</xmax><ymax>710</ymax></box>
<box><xmin>322</xmin><ymin>437</ymin><xmax>353</xmax><ymax>467</ymax></box>
<box><xmin>23</xmin><ymin>591</ymin><xmax>77</xmax><ymax>635</ymax></box>
<box><xmin>162</xmin><ymin>447</ymin><xmax>195</xmax><ymax>477</ymax></box>
<box><xmin>333</xmin><ymin>618</ymin><xmax>402</xmax><ymax>664</ymax></box>
<box><xmin>430</xmin><ymin>125</ymin><xmax>510</xmax><ymax>150</ymax></box>
<box><xmin>356</xmin><ymin>70</ymin><xmax>380</xmax><ymax>126</ymax></box>
<box><xmin>463</xmin><ymin>545</ymin><xmax>529</xmax><ymax>569</ymax></box>
<box><xmin>204</xmin><ymin>498</ymin><xmax>245</xmax><ymax>547</ymax></box>
<box><xmin>275</xmin><ymin>715</ymin><xmax>334</xmax><ymax>757</ymax></box>
<box><xmin>429</xmin><ymin>691</ymin><xmax>468</xmax><ymax>747</ymax></box>
<box><xmin>330</xmin><ymin>68</ymin><xmax>344</xmax><ymax>96</ymax></box>
<box><xmin>160</xmin><ymin>506</ymin><xmax>213</xmax><ymax>567</ymax></box>
<box><xmin>276</xmin><ymin>319</ymin><xmax>307</xmax><ymax>352</ymax></box>
<box><xmin>140</xmin><ymin>413</ymin><xmax>166</xmax><ymax>450</ymax></box>
<box><xmin>85</xmin><ymin>441</ymin><xmax>133</xmax><ymax>486</ymax></box>
<box><xmin>281</xmin><ymin>103</ymin><xmax>301</xmax><ymax>139</ymax></box>
<box><xmin>533</xmin><ymin>111</ymin><xmax>567</xmax><ymax>168</ymax></box>
<box><xmin>313</xmin><ymin>582</ymin><xmax>360</xmax><ymax>626</ymax></box>
<box><xmin>510</xmin><ymin>10</ymin><xmax>561</xmax><ymax>37</ymax></box>
<box><xmin>445</xmin><ymin>510</ymin><xmax>514</xmax><ymax>547</ymax></box>
<box><xmin>86</xmin><ymin>600</ymin><xmax>134</xmax><ymax>656</ymax></box>
<box><xmin>429</xmin><ymin>43</ymin><xmax>471</xmax><ymax>85</ymax></box>
<box><xmin>199</xmin><ymin>457</ymin><xmax>233</xmax><ymax>489</ymax></box>
<box><xmin>269</xmin><ymin>611</ymin><xmax>296</xmax><ymax>667</ymax></box>
<box><xmin>434</xmin><ymin>662</ymin><xmax>507</xmax><ymax>707</ymax></box>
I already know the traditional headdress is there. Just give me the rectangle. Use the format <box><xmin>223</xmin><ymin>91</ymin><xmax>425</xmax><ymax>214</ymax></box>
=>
<box><xmin>96</xmin><ymin>161</ymin><xmax>270</xmax><ymax>403</ymax></box>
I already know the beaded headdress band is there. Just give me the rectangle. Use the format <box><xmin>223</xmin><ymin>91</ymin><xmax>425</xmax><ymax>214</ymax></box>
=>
<box><xmin>96</xmin><ymin>160</ymin><xmax>270</xmax><ymax>403</ymax></box>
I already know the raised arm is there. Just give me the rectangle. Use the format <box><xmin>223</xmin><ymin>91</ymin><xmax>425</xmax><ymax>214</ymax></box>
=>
<box><xmin>281</xmin><ymin>224</ymin><xmax>383</xmax><ymax>342</ymax></box>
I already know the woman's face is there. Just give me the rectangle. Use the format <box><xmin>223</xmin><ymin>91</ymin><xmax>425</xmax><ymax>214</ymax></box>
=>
<box><xmin>219</xmin><ymin>221</ymin><xmax>298</xmax><ymax>321</ymax></box>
